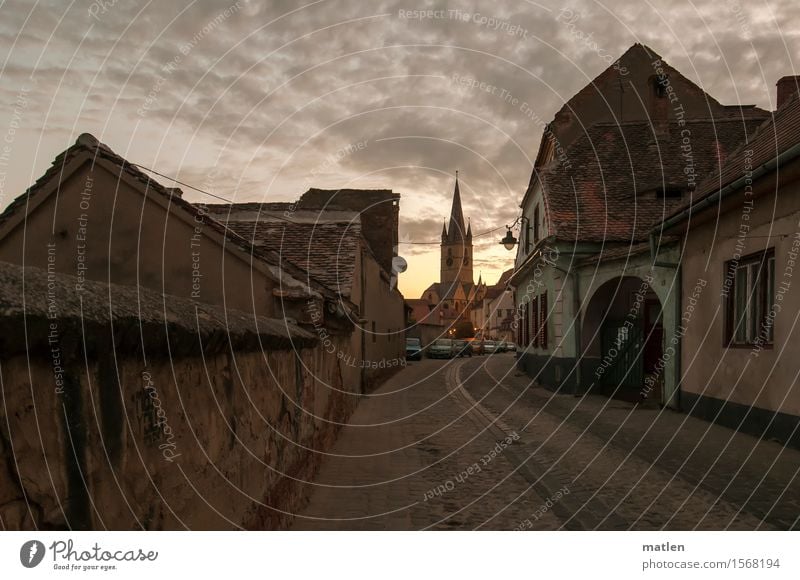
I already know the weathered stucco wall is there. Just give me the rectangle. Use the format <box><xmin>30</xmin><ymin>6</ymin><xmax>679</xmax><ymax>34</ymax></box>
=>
<box><xmin>0</xmin><ymin>261</ymin><xmax>357</xmax><ymax>530</ymax></box>
<box><xmin>680</xmin><ymin>170</ymin><xmax>800</xmax><ymax>417</ymax></box>
<box><xmin>0</xmin><ymin>159</ymin><xmax>275</xmax><ymax>316</ymax></box>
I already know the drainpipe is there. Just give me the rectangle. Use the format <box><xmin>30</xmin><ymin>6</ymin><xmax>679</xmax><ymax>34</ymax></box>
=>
<box><xmin>648</xmin><ymin>231</ymin><xmax>681</xmax><ymax>408</ymax></box>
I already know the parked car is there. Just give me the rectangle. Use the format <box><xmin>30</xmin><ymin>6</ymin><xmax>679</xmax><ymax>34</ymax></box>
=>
<box><xmin>428</xmin><ymin>338</ymin><xmax>455</xmax><ymax>359</ymax></box>
<box><xmin>454</xmin><ymin>339</ymin><xmax>472</xmax><ymax>357</ymax></box>
<box><xmin>497</xmin><ymin>340</ymin><xmax>511</xmax><ymax>352</ymax></box>
<box><xmin>405</xmin><ymin>337</ymin><xmax>423</xmax><ymax>361</ymax></box>
<box><xmin>483</xmin><ymin>340</ymin><xmax>498</xmax><ymax>354</ymax></box>
<box><xmin>468</xmin><ymin>338</ymin><xmax>484</xmax><ymax>355</ymax></box>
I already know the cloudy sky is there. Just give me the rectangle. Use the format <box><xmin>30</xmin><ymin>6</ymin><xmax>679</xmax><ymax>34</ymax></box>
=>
<box><xmin>1</xmin><ymin>0</ymin><xmax>798</xmax><ymax>298</ymax></box>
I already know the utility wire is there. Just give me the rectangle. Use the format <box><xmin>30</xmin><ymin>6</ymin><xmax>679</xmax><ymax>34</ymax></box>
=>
<box><xmin>133</xmin><ymin>162</ymin><xmax>514</xmax><ymax>242</ymax></box>
<box><xmin>398</xmin><ymin>224</ymin><xmax>508</xmax><ymax>244</ymax></box>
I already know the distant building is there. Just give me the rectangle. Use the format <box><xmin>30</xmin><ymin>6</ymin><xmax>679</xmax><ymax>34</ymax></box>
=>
<box><xmin>421</xmin><ymin>176</ymin><xmax>478</xmax><ymax>334</ymax></box>
<box><xmin>472</xmin><ymin>268</ymin><xmax>515</xmax><ymax>342</ymax></box>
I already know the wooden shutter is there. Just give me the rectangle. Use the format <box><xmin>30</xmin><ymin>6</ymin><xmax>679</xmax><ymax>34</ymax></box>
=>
<box><xmin>540</xmin><ymin>292</ymin><xmax>548</xmax><ymax>349</ymax></box>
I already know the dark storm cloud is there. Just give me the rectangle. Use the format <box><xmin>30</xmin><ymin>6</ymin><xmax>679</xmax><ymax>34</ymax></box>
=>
<box><xmin>1</xmin><ymin>0</ymin><xmax>799</xmax><ymax>295</ymax></box>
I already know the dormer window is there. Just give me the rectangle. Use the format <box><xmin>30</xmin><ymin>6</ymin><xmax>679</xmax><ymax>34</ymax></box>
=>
<box><xmin>656</xmin><ymin>186</ymin><xmax>683</xmax><ymax>199</ymax></box>
<box><xmin>649</xmin><ymin>74</ymin><xmax>669</xmax><ymax>99</ymax></box>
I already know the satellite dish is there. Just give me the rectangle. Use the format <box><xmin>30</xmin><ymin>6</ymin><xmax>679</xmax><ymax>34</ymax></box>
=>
<box><xmin>392</xmin><ymin>256</ymin><xmax>408</xmax><ymax>274</ymax></box>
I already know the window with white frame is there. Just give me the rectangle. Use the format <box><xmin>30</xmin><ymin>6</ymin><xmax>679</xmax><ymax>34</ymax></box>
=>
<box><xmin>725</xmin><ymin>249</ymin><xmax>775</xmax><ymax>346</ymax></box>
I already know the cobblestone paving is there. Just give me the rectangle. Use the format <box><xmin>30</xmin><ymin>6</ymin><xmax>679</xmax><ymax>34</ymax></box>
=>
<box><xmin>293</xmin><ymin>354</ymin><xmax>800</xmax><ymax>530</ymax></box>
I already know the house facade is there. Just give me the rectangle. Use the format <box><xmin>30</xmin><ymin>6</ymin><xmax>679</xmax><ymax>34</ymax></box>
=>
<box><xmin>659</xmin><ymin>78</ymin><xmax>800</xmax><ymax>446</ymax></box>
<box><xmin>510</xmin><ymin>44</ymin><xmax>769</xmax><ymax>407</ymax></box>
<box><xmin>471</xmin><ymin>268</ymin><xmax>515</xmax><ymax>342</ymax></box>
<box><xmin>0</xmin><ymin>134</ymin><xmax>352</xmax><ymax>329</ymax></box>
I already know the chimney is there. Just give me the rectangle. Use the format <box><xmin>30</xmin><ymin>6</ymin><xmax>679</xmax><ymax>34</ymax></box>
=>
<box><xmin>776</xmin><ymin>76</ymin><xmax>800</xmax><ymax>109</ymax></box>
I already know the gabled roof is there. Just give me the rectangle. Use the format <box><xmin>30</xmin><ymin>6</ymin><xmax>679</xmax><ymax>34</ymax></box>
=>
<box><xmin>539</xmin><ymin>116</ymin><xmax>767</xmax><ymax>243</ymax></box>
<box><xmin>545</xmin><ymin>44</ymin><xmax>766</xmax><ymax>155</ymax></box>
<box><xmin>0</xmin><ymin>133</ymin><xmax>346</xmax><ymax>304</ymax></box>
<box><xmin>523</xmin><ymin>43</ymin><xmax>768</xmax><ymax>208</ymax></box>
<box><xmin>422</xmin><ymin>280</ymin><xmax>471</xmax><ymax>302</ymax></box>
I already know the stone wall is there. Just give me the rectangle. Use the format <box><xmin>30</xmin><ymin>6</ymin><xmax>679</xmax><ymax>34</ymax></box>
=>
<box><xmin>0</xmin><ymin>261</ymin><xmax>358</xmax><ymax>530</ymax></box>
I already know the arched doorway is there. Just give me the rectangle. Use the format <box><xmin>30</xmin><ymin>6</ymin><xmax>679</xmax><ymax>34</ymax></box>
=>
<box><xmin>581</xmin><ymin>276</ymin><xmax>664</xmax><ymax>403</ymax></box>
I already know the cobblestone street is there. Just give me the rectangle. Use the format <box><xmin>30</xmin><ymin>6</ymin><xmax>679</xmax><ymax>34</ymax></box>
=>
<box><xmin>293</xmin><ymin>355</ymin><xmax>800</xmax><ymax>530</ymax></box>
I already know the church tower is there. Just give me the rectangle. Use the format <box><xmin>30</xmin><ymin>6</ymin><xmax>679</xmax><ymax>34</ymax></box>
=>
<box><xmin>440</xmin><ymin>175</ymin><xmax>473</xmax><ymax>285</ymax></box>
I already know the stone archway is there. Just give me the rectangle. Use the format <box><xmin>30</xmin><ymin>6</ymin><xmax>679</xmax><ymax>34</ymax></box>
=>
<box><xmin>581</xmin><ymin>276</ymin><xmax>664</xmax><ymax>404</ymax></box>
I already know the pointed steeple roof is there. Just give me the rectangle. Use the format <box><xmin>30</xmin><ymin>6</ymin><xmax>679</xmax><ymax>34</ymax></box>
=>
<box><xmin>466</xmin><ymin>218</ymin><xmax>472</xmax><ymax>239</ymax></box>
<box><xmin>447</xmin><ymin>172</ymin><xmax>466</xmax><ymax>241</ymax></box>
<box><xmin>441</xmin><ymin>220</ymin><xmax>447</xmax><ymax>240</ymax></box>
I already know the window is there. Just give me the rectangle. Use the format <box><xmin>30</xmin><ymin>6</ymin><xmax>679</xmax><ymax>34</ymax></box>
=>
<box><xmin>533</xmin><ymin>205</ymin><xmax>540</xmax><ymax>243</ymax></box>
<box><xmin>725</xmin><ymin>249</ymin><xmax>775</xmax><ymax>346</ymax></box>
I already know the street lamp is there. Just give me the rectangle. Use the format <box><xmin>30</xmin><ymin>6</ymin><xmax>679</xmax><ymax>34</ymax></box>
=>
<box><xmin>500</xmin><ymin>228</ymin><xmax>517</xmax><ymax>251</ymax></box>
<box><xmin>499</xmin><ymin>216</ymin><xmax>530</xmax><ymax>252</ymax></box>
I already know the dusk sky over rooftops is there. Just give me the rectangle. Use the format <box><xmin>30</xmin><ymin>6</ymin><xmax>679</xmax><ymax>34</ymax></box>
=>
<box><xmin>1</xmin><ymin>0</ymin><xmax>798</xmax><ymax>298</ymax></box>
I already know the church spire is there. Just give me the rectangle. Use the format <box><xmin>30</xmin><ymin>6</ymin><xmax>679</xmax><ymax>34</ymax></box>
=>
<box><xmin>441</xmin><ymin>220</ymin><xmax>447</xmax><ymax>240</ymax></box>
<box><xmin>447</xmin><ymin>172</ymin><xmax>466</xmax><ymax>241</ymax></box>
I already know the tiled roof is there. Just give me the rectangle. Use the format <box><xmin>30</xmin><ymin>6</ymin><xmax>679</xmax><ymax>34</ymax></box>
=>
<box><xmin>546</xmin><ymin>44</ymin><xmax>767</xmax><ymax>154</ymax></box>
<box><xmin>540</xmin><ymin>117</ymin><xmax>768</xmax><ymax>243</ymax></box>
<box><xmin>495</xmin><ymin>267</ymin><xmax>514</xmax><ymax>288</ymax></box>
<box><xmin>405</xmin><ymin>298</ymin><xmax>438</xmax><ymax>324</ymax></box>
<box><xmin>210</xmin><ymin>216</ymin><xmax>362</xmax><ymax>297</ymax></box>
<box><xmin>689</xmin><ymin>93</ymin><xmax>800</xmax><ymax>205</ymax></box>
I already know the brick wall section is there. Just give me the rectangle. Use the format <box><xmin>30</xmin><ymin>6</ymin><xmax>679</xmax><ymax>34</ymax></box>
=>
<box><xmin>0</xmin><ymin>261</ymin><xmax>358</xmax><ymax>530</ymax></box>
